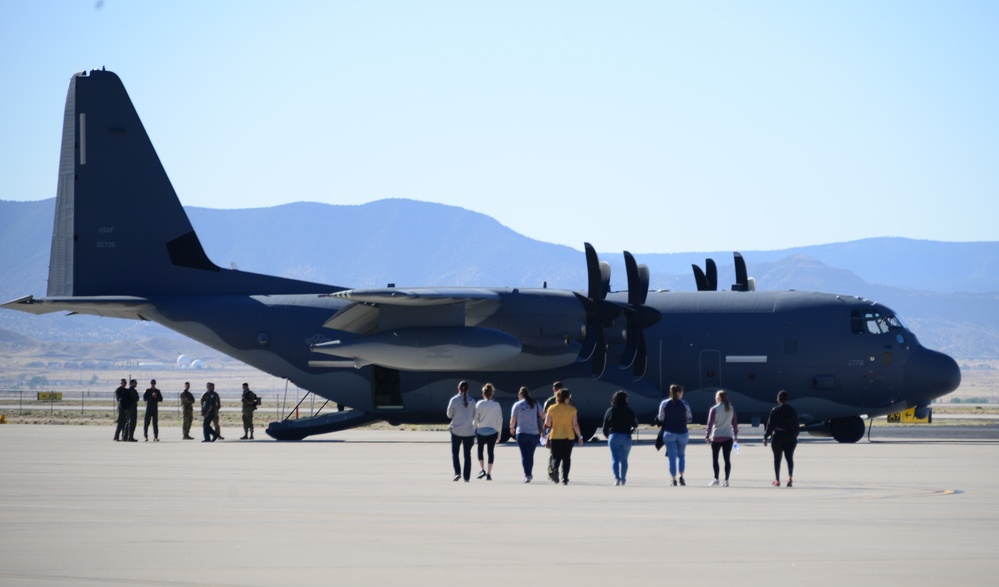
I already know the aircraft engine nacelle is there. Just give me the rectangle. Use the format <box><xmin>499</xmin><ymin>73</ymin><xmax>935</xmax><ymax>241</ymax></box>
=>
<box><xmin>311</xmin><ymin>326</ymin><xmax>523</xmax><ymax>371</ymax></box>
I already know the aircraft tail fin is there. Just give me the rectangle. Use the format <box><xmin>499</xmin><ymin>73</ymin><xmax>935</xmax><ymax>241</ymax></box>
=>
<box><xmin>47</xmin><ymin>69</ymin><xmax>334</xmax><ymax>297</ymax></box>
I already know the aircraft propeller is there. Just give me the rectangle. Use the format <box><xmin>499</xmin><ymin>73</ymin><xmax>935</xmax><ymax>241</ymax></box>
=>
<box><xmin>692</xmin><ymin>254</ymin><xmax>754</xmax><ymax>292</ymax></box>
<box><xmin>617</xmin><ymin>251</ymin><xmax>661</xmax><ymax>379</ymax></box>
<box><xmin>574</xmin><ymin>243</ymin><xmax>619</xmax><ymax>378</ymax></box>
<box><xmin>575</xmin><ymin>243</ymin><xmax>660</xmax><ymax>380</ymax></box>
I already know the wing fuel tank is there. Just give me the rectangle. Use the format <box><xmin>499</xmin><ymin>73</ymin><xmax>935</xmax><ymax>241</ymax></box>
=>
<box><xmin>312</xmin><ymin>326</ymin><xmax>522</xmax><ymax>370</ymax></box>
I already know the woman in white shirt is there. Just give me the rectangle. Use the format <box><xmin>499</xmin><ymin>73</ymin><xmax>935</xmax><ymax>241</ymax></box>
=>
<box><xmin>473</xmin><ymin>383</ymin><xmax>504</xmax><ymax>480</ymax></box>
<box><xmin>447</xmin><ymin>381</ymin><xmax>476</xmax><ymax>482</ymax></box>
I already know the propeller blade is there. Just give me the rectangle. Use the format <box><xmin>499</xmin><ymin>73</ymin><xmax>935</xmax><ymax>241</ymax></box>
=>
<box><xmin>617</xmin><ymin>319</ymin><xmax>642</xmax><ymax>369</ymax></box>
<box><xmin>692</xmin><ymin>264</ymin><xmax>708</xmax><ymax>291</ymax></box>
<box><xmin>732</xmin><ymin>252</ymin><xmax>748</xmax><ymax>292</ymax></box>
<box><xmin>573</xmin><ymin>292</ymin><xmax>598</xmax><ymax>362</ymax></box>
<box><xmin>591</xmin><ymin>329</ymin><xmax>607</xmax><ymax>379</ymax></box>
<box><xmin>624</xmin><ymin>251</ymin><xmax>650</xmax><ymax>306</ymax></box>
<box><xmin>632</xmin><ymin>331</ymin><xmax>648</xmax><ymax>380</ymax></box>
<box><xmin>584</xmin><ymin>243</ymin><xmax>604</xmax><ymax>300</ymax></box>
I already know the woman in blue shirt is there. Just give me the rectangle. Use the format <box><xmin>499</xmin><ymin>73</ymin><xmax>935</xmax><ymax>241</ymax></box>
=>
<box><xmin>657</xmin><ymin>384</ymin><xmax>692</xmax><ymax>487</ymax></box>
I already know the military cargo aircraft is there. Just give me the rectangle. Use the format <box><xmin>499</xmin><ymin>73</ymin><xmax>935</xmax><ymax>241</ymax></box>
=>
<box><xmin>2</xmin><ymin>70</ymin><xmax>961</xmax><ymax>442</ymax></box>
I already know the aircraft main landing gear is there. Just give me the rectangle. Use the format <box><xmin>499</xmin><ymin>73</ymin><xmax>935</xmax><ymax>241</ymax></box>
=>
<box><xmin>828</xmin><ymin>416</ymin><xmax>866</xmax><ymax>443</ymax></box>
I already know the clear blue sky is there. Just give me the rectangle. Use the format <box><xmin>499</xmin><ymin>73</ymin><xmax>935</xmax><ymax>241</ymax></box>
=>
<box><xmin>2</xmin><ymin>1</ymin><xmax>997</xmax><ymax>253</ymax></box>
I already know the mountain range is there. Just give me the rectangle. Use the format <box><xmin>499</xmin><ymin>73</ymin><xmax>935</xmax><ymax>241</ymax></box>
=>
<box><xmin>1</xmin><ymin>198</ymin><xmax>997</xmax><ymax>361</ymax></box>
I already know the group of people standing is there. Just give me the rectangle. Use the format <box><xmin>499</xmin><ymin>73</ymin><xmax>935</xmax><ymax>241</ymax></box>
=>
<box><xmin>113</xmin><ymin>379</ymin><xmax>261</xmax><ymax>443</ymax></box>
<box><xmin>447</xmin><ymin>380</ymin><xmax>800</xmax><ymax>487</ymax></box>
<box><xmin>113</xmin><ymin>378</ymin><xmax>162</xmax><ymax>442</ymax></box>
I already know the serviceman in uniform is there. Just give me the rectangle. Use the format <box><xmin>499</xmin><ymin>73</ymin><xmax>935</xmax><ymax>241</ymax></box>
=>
<box><xmin>239</xmin><ymin>382</ymin><xmax>260</xmax><ymax>440</ymax></box>
<box><xmin>113</xmin><ymin>378</ymin><xmax>128</xmax><ymax>441</ymax></box>
<box><xmin>179</xmin><ymin>382</ymin><xmax>195</xmax><ymax>440</ymax></box>
<box><xmin>142</xmin><ymin>379</ymin><xmax>163</xmax><ymax>441</ymax></box>
<box><xmin>124</xmin><ymin>379</ymin><xmax>140</xmax><ymax>442</ymax></box>
<box><xmin>200</xmin><ymin>382</ymin><xmax>220</xmax><ymax>442</ymax></box>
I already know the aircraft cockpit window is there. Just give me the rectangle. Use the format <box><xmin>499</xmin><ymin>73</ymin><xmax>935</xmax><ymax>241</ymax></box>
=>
<box><xmin>851</xmin><ymin>309</ymin><xmax>906</xmax><ymax>335</ymax></box>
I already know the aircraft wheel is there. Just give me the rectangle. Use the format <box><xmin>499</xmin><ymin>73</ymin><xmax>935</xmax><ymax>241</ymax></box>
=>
<box><xmin>829</xmin><ymin>416</ymin><xmax>865</xmax><ymax>443</ymax></box>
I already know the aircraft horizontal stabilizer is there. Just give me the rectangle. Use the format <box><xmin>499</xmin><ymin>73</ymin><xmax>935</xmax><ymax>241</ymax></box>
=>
<box><xmin>1</xmin><ymin>295</ymin><xmax>154</xmax><ymax>320</ymax></box>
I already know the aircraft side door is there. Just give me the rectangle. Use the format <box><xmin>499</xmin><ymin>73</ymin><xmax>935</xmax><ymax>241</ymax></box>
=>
<box><xmin>371</xmin><ymin>365</ymin><xmax>403</xmax><ymax>408</ymax></box>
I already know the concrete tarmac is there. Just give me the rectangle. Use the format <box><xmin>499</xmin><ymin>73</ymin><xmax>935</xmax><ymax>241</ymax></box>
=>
<box><xmin>1</xmin><ymin>425</ymin><xmax>998</xmax><ymax>586</ymax></box>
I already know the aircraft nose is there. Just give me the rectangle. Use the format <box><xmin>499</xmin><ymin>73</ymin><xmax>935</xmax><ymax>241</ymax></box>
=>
<box><xmin>904</xmin><ymin>348</ymin><xmax>961</xmax><ymax>401</ymax></box>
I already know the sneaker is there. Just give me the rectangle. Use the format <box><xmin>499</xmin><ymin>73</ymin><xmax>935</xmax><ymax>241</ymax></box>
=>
<box><xmin>144</xmin><ymin>437</ymin><xmax>148</xmax><ymax>442</ymax></box>
<box><xmin>527</xmin><ymin>475</ymin><xmax>533</xmax><ymax>483</ymax></box>
<box><xmin>620</xmin><ymin>479</ymin><xmax>626</xmax><ymax>486</ymax></box>
<box><xmin>671</xmin><ymin>479</ymin><xmax>677</xmax><ymax>487</ymax></box>
<box><xmin>709</xmin><ymin>479</ymin><xmax>719</xmax><ymax>486</ymax></box>
<box><xmin>562</xmin><ymin>480</ymin><xmax>568</xmax><ymax>485</ymax></box>
<box><xmin>452</xmin><ymin>475</ymin><xmax>461</xmax><ymax>482</ymax></box>
<box><xmin>723</xmin><ymin>480</ymin><xmax>729</xmax><ymax>487</ymax></box>
<box><xmin>679</xmin><ymin>476</ymin><xmax>685</xmax><ymax>486</ymax></box>
<box><xmin>773</xmin><ymin>480</ymin><xmax>781</xmax><ymax>487</ymax></box>
<box><xmin>786</xmin><ymin>478</ymin><xmax>793</xmax><ymax>488</ymax></box>
<box><xmin>486</xmin><ymin>474</ymin><xmax>492</xmax><ymax>481</ymax></box>
<box><xmin>477</xmin><ymin>470</ymin><xmax>487</xmax><ymax>479</ymax></box>
<box><xmin>153</xmin><ymin>438</ymin><xmax>159</xmax><ymax>442</ymax></box>
<box><xmin>615</xmin><ymin>480</ymin><xmax>621</xmax><ymax>486</ymax></box>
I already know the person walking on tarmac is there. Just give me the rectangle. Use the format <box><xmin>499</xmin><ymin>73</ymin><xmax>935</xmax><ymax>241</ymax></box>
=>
<box><xmin>123</xmin><ymin>379</ymin><xmax>140</xmax><ymax>442</ymax></box>
<box><xmin>240</xmin><ymin>383</ymin><xmax>260</xmax><ymax>440</ymax></box>
<box><xmin>113</xmin><ymin>378</ymin><xmax>128</xmax><ymax>441</ymax></box>
<box><xmin>446</xmin><ymin>381</ymin><xmax>476</xmax><ymax>482</ymax></box>
<box><xmin>542</xmin><ymin>381</ymin><xmax>566</xmax><ymax>482</ymax></box>
<box><xmin>180</xmin><ymin>382</ymin><xmax>195</xmax><ymax>440</ymax></box>
<box><xmin>200</xmin><ymin>382</ymin><xmax>221</xmax><ymax>442</ymax></box>
<box><xmin>142</xmin><ymin>379</ymin><xmax>163</xmax><ymax>441</ymax></box>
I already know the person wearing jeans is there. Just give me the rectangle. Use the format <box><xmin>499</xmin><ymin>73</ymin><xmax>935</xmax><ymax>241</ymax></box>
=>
<box><xmin>510</xmin><ymin>387</ymin><xmax>544</xmax><ymax>483</ymax></box>
<box><xmin>602</xmin><ymin>390</ymin><xmax>638</xmax><ymax>486</ymax></box>
<box><xmin>657</xmin><ymin>384</ymin><xmax>693</xmax><ymax>486</ymax></box>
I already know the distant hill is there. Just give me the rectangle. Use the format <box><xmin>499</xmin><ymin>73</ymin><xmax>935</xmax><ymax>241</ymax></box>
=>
<box><xmin>1</xmin><ymin>198</ymin><xmax>997</xmax><ymax>360</ymax></box>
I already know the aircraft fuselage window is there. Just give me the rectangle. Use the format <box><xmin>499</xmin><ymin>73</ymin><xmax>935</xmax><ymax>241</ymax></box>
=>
<box><xmin>850</xmin><ymin>309</ymin><xmax>905</xmax><ymax>335</ymax></box>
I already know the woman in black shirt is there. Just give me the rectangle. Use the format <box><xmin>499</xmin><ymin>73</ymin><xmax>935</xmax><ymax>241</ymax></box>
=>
<box><xmin>763</xmin><ymin>390</ymin><xmax>800</xmax><ymax>487</ymax></box>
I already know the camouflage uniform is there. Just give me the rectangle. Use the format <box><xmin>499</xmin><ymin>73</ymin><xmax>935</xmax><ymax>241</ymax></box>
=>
<box><xmin>240</xmin><ymin>384</ymin><xmax>260</xmax><ymax>439</ymax></box>
<box><xmin>180</xmin><ymin>384</ymin><xmax>195</xmax><ymax>439</ymax></box>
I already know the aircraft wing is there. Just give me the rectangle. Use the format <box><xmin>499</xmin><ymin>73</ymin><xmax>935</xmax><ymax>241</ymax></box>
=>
<box><xmin>326</xmin><ymin>287</ymin><xmax>502</xmax><ymax>306</ymax></box>
<box><xmin>323</xmin><ymin>288</ymin><xmax>502</xmax><ymax>334</ymax></box>
<box><xmin>1</xmin><ymin>295</ymin><xmax>155</xmax><ymax>320</ymax></box>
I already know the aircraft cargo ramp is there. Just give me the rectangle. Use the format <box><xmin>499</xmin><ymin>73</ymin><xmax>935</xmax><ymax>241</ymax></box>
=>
<box><xmin>265</xmin><ymin>410</ymin><xmax>378</xmax><ymax>441</ymax></box>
